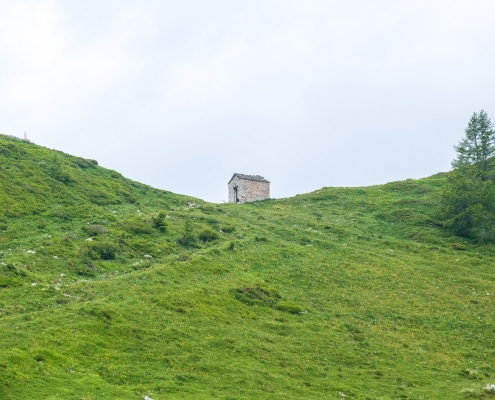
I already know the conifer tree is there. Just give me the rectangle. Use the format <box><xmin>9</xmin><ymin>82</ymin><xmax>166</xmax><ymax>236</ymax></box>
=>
<box><xmin>441</xmin><ymin>110</ymin><xmax>495</xmax><ymax>242</ymax></box>
<box><xmin>452</xmin><ymin>110</ymin><xmax>495</xmax><ymax>179</ymax></box>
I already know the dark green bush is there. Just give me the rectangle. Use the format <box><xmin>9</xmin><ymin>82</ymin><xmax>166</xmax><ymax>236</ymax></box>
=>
<box><xmin>152</xmin><ymin>212</ymin><xmax>168</xmax><ymax>233</ymax></box>
<box><xmin>275</xmin><ymin>301</ymin><xmax>305</xmax><ymax>314</ymax></box>
<box><xmin>178</xmin><ymin>220</ymin><xmax>197</xmax><ymax>247</ymax></box>
<box><xmin>221</xmin><ymin>225</ymin><xmax>235</xmax><ymax>233</ymax></box>
<box><xmin>441</xmin><ymin>167</ymin><xmax>495</xmax><ymax>242</ymax></box>
<box><xmin>49</xmin><ymin>157</ymin><xmax>74</xmax><ymax>183</ymax></box>
<box><xmin>73</xmin><ymin>157</ymin><xmax>98</xmax><ymax>168</ymax></box>
<box><xmin>0</xmin><ymin>276</ymin><xmax>23</xmax><ymax>288</ymax></box>
<box><xmin>198</xmin><ymin>227</ymin><xmax>220</xmax><ymax>242</ymax></box>
<box><xmin>84</xmin><ymin>241</ymin><xmax>118</xmax><ymax>260</ymax></box>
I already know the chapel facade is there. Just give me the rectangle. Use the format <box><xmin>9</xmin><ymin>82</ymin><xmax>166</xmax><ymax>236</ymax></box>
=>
<box><xmin>228</xmin><ymin>173</ymin><xmax>270</xmax><ymax>204</ymax></box>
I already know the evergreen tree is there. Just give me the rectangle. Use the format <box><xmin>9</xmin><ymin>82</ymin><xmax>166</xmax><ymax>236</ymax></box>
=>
<box><xmin>441</xmin><ymin>166</ymin><xmax>495</xmax><ymax>242</ymax></box>
<box><xmin>452</xmin><ymin>110</ymin><xmax>495</xmax><ymax>179</ymax></box>
<box><xmin>441</xmin><ymin>110</ymin><xmax>495</xmax><ymax>242</ymax></box>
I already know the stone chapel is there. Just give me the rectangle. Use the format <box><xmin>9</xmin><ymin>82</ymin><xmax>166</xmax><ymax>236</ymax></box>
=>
<box><xmin>228</xmin><ymin>173</ymin><xmax>270</xmax><ymax>204</ymax></box>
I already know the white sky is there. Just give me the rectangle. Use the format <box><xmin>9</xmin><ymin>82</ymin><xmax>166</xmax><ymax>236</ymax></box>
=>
<box><xmin>1</xmin><ymin>1</ymin><xmax>494</xmax><ymax>202</ymax></box>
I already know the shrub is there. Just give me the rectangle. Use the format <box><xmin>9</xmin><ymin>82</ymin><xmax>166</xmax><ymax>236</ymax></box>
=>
<box><xmin>178</xmin><ymin>219</ymin><xmax>197</xmax><ymax>247</ymax></box>
<box><xmin>83</xmin><ymin>188</ymin><xmax>120</xmax><ymax>206</ymax></box>
<box><xmin>221</xmin><ymin>225</ymin><xmax>235</xmax><ymax>233</ymax></box>
<box><xmin>49</xmin><ymin>157</ymin><xmax>74</xmax><ymax>183</ymax></box>
<box><xmin>126</xmin><ymin>238</ymin><xmax>159</xmax><ymax>256</ymax></box>
<box><xmin>120</xmin><ymin>216</ymin><xmax>153</xmax><ymax>234</ymax></box>
<box><xmin>0</xmin><ymin>276</ymin><xmax>23</xmax><ymax>288</ymax></box>
<box><xmin>275</xmin><ymin>301</ymin><xmax>305</xmax><ymax>314</ymax></box>
<box><xmin>198</xmin><ymin>227</ymin><xmax>220</xmax><ymax>242</ymax></box>
<box><xmin>84</xmin><ymin>241</ymin><xmax>118</xmax><ymax>260</ymax></box>
<box><xmin>234</xmin><ymin>286</ymin><xmax>281</xmax><ymax>306</ymax></box>
<box><xmin>441</xmin><ymin>167</ymin><xmax>495</xmax><ymax>242</ymax></box>
<box><xmin>152</xmin><ymin>212</ymin><xmax>168</xmax><ymax>233</ymax></box>
<box><xmin>73</xmin><ymin>157</ymin><xmax>98</xmax><ymax>168</ymax></box>
<box><xmin>82</xmin><ymin>224</ymin><xmax>109</xmax><ymax>236</ymax></box>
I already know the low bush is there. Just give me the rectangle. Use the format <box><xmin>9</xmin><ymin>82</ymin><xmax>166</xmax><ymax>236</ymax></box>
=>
<box><xmin>73</xmin><ymin>157</ymin><xmax>98</xmax><ymax>168</ymax></box>
<box><xmin>221</xmin><ymin>225</ymin><xmax>235</xmax><ymax>233</ymax></box>
<box><xmin>234</xmin><ymin>286</ymin><xmax>281</xmax><ymax>306</ymax></box>
<box><xmin>199</xmin><ymin>227</ymin><xmax>220</xmax><ymax>242</ymax></box>
<box><xmin>82</xmin><ymin>224</ymin><xmax>109</xmax><ymax>236</ymax></box>
<box><xmin>0</xmin><ymin>276</ymin><xmax>23</xmax><ymax>288</ymax></box>
<box><xmin>275</xmin><ymin>301</ymin><xmax>305</xmax><ymax>314</ymax></box>
<box><xmin>120</xmin><ymin>216</ymin><xmax>153</xmax><ymax>234</ymax></box>
<box><xmin>152</xmin><ymin>211</ymin><xmax>168</xmax><ymax>233</ymax></box>
<box><xmin>83</xmin><ymin>240</ymin><xmax>118</xmax><ymax>260</ymax></box>
<box><xmin>178</xmin><ymin>220</ymin><xmax>197</xmax><ymax>247</ymax></box>
<box><xmin>126</xmin><ymin>238</ymin><xmax>159</xmax><ymax>256</ymax></box>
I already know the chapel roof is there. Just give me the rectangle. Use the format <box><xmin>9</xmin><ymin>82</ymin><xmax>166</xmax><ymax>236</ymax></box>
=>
<box><xmin>228</xmin><ymin>173</ymin><xmax>270</xmax><ymax>184</ymax></box>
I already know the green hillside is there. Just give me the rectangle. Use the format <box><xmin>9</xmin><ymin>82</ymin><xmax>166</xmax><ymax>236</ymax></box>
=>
<box><xmin>0</xmin><ymin>134</ymin><xmax>494</xmax><ymax>399</ymax></box>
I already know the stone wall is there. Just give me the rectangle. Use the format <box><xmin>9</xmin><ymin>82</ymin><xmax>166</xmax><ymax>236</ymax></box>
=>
<box><xmin>228</xmin><ymin>176</ymin><xmax>270</xmax><ymax>203</ymax></box>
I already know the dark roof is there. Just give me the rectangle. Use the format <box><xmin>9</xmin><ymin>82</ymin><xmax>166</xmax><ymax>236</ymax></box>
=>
<box><xmin>228</xmin><ymin>173</ymin><xmax>270</xmax><ymax>184</ymax></box>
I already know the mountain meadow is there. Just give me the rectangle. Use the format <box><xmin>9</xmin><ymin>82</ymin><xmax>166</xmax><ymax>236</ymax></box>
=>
<box><xmin>0</xmin><ymin>134</ymin><xmax>493</xmax><ymax>399</ymax></box>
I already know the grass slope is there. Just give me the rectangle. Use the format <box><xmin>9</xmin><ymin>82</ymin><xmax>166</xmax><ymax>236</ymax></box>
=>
<box><xmin>0</xmin><ymin>134</ymin><xmax>494</xmax><ymax>399</ymax></box>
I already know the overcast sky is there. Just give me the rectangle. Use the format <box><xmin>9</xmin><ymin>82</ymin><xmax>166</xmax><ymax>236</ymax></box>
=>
<box><xmin>1</xmin><ymin>1</ymin><xmax>494</xmax><ymax>202</ymax></box>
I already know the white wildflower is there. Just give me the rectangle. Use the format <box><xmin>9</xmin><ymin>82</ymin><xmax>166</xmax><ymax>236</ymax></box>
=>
<box><xmin>144</xmin><ymin>255</ymin><xmax>153</xmax><ymax>259</ymax></box>
<box><xmin>31</xmin><ymin>283</ymin><xmax>37</xmax><ymax>286</ymax></box>
<box><xmin>26</xmin><ymin>250</ymin><xmax>36</xmax><ymax>254</ymax></box>
<box><xmin>53</xmin><ymin>256</ymin><xmax>59</xmax><ymax>259</ymax></box>
<box><xmin>86</xmin><ymin>237</ymin><xmax>93</xmax><ymax>241</ymax></box>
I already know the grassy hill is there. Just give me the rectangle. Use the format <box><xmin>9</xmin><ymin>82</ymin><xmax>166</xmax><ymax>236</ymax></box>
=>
<box><xmin>0</xmin><ymin>134</ymin><xmax>494</xmax><ymax>399</ymax></box>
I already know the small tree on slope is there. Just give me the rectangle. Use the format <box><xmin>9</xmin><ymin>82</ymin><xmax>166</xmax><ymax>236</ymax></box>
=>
<box><xmin>452</xmin><ymin>110</ymin><xmax>495</xmax><ymax>180</ymax></box>
<box><xmin>441</xmin><ymin>110</ymin><xmax>495</xmax><ymax>242</ymax></box>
